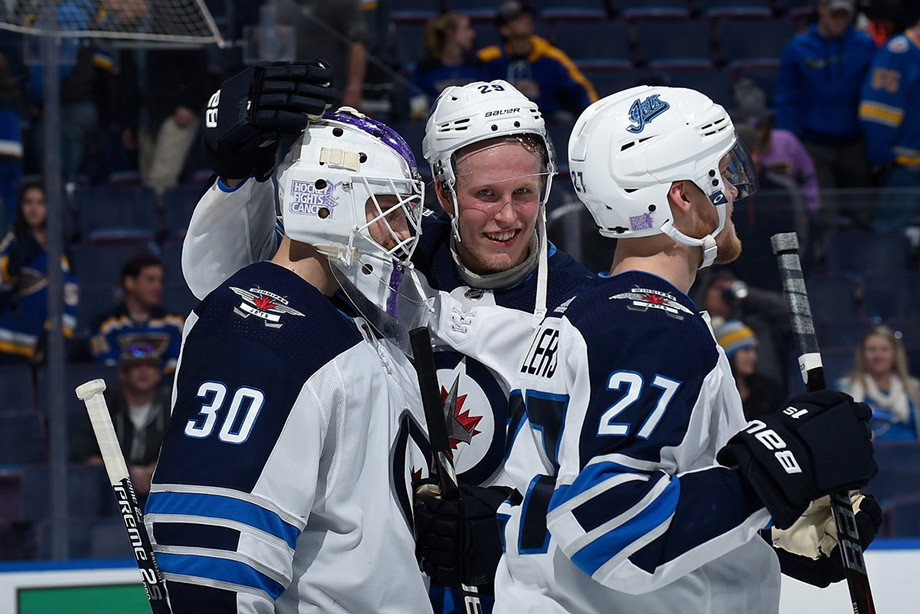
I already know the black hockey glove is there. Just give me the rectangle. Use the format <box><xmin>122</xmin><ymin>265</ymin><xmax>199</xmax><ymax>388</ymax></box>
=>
<box><xmin>413</xmin><ymin>481</ymin><xmax>512</xmax><ymax>590</ymax></box>
<box><xmin>770</xmin><ymin>493</ymin><xmax>882</xmax><ymax>587</ymax></box>
<box><xmin>717</xmin><ymin>389</ymin><xmax>876</xmax><ymax>530</ymax></box>
<box><xmin>202</xmin><ymin>60</ymin><xmax>337</xmax><ymax>182</ymax></box>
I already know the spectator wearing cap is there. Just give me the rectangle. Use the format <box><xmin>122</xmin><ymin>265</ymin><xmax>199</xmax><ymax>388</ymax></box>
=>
<box><xmin>715</xmin><ymin>320</ymin><xmax>785</xmax><ymax>421</ymax></box>
<box><xmin>859</xmin><ymin>9</ymin><xmax>920</xmax><ymax>234</ymax></box>
<box><xmin>89</xmin><ymin>253</ymin><xmax>183</xmax><ymax>372</ymax></box>
<box><xmin>477</xmin><ymin>0</ymin><xmax>597</xmax><ymax>121</ymax></box>
<box><xmin>72</xmin><ymin>339</ymin><xmax>172</xmax><ymax>502</ymax></box>
<box><xmin>775</xmin><ymin>0</ymin><xmax>877</xmax><ymax>225</ymax></box>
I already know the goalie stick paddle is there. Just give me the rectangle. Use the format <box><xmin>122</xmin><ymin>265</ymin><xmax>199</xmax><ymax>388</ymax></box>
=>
<box><xmin>771</xmin><ymin>233</ymin><xmax>876</xmax><ymax>614</ymax></box>
<box><xmin>409</xmin><ymin>326</ymin><xmax>483</xmax><ymax>614</ymax></box>
<box><xmin>75</xmin><ymin>379</ymin><xmax>172</xmax><ymax>614</ymax></box>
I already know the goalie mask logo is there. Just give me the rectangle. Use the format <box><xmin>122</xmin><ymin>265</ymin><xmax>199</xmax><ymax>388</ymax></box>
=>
<box><xmin>231</xmin><ymin>287</ymin><xmax>305</xmax><ymax>328</ymax></box>
<box><xmin>288</xmin><ymin>179</ymin><xmax>343</xmax><ymax>218</ymax></box>
<box><xmin>434</xmin><ymin>351</ymin><xmax>505</xmax><ymax>485</ymax></box>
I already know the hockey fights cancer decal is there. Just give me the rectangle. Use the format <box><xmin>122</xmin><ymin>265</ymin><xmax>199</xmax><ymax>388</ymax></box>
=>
<box><xmin>288</xmin><ymin>178</ymin><xmax>343</xmax><ymax>218</ymax></box>
<box><xmin>231</xmin><ymin>287</ymin><xmax>306</xmax><ymax>328</ymax></box>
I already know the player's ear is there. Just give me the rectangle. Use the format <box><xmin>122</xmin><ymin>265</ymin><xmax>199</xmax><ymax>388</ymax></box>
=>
<box><xmin>434</xmin><ymin>181</ymin><xmax>455</xmax><ymax>216</ymax></box>
<box><xmin>668</xmin><ymin>180</ymin><xmax>694</xmax><ymax>215</ymax></box>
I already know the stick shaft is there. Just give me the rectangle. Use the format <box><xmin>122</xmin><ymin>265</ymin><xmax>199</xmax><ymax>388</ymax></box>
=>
<box><xmin>78</xmin><ymin>380</ymin><xmax>172</xmax><ymax>614</ymax></box>
<box><xmin>771</xmin><ymin>233</ymin><xmax>875</xmax><ymax>614</ymax></box>
<box><xmin>409</xmin><ymin>327</ymin><xmax>482</xmax><ymax>613</ymax></box>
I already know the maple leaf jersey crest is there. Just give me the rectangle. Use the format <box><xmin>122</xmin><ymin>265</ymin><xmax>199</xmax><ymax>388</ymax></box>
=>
<box><xmin>231</xmin><ymin>287</ymin><xmax>305</xmax><ymax>328</ymax></box>
<box><xmin>610</xmin><ymin>287</ymin><xmax>694</xmax><ymax>320</ymax></box>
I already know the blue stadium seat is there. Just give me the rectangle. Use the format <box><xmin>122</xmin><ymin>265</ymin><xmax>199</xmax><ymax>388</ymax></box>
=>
<box><xmin>0</xmin><ymin>470</ymin><xmax>23</xmax><ymax>520</ymax></box>
<box><xmin>163</xmin><ymin>185</ymin><xmax>205</xmax><ymax>239</ymax></box>
<box><xmin>546</xmin><ymin>122</ymin><xmax>576</xmax><ymax>171</ymax></box>
<box><xmin>580</xmin><ymin>68</ymin><xmax>656</xmax><ymax>97</ymax></box>
<box><xmin>863</xmin><ymin>274</ymin><xmax>920</xmax><ymax>321</ymax></box>
<box><xmin>554</xmin><ymin>21</ymin><xmax>631</xmax><ymax>70</ymax></box>
<box><xmin>391</xmin><ymin>0</ymin><xmax>439</xmax><ymax>24</ymax></box>
<box><xmin>395</xmin><ymin>22</ymin><xmax>427</xmax><ymax>69</ymax></box>
<box><xmin>825</xmin><ymin>231</ymin><xmax>911</xmax><ymax>276</ymax></box>
<box><xmin>0</xmin><ymin>412</ymin><xmax>45</xmax><ymax>465</ymax></box>
<box><xmin>161</xmin><ymin>238</ymin><xmax>185</xmax><ymax>283</ymax></box>
<box><xmin>889</xmin><ymin>318</ymin><xmax>920</xmax><ymax>346</ymax></box>
<box><xmin>614</xmin><ymin>0</ymin><xmax>690</xmax><ymax>21</ymax></box>
<box><xmin>0</xmin><ymin>364</ymin><xmax>36</xmax><ymax>412</ymax></box>
<box><xmin>90</xmin><ymin>518</ymin><xmax>135</xmax><ymax>558</ymax></box>
<box><xmin>635</xmin><ymin>20</ymin><xmax>713</xmax><ymax>69</ymax></box>
<box><xmin>666</xmin><ymin>68</ymin><xmax>734</xmax><ymax>108</ymax></box>
<box><xmin>444</xmin><ymin>0</ymin><xmax>498</xmax><ymax>21</ymax></box>
<box><xmin>806</xmin><ymin>275</ymin><xmax>860</xmax><ymax>320</ymax></box>
<box><xmin>733</xmin><ymin>66</ymin><xmax>779</xmax><ymax>106</ymax></box>
<box><xmin>162</xmin><ymin>283</ymin><xmax>199</xmax><ymax>317</ymax></box>
<box><xmin>814</xmin><ymin>319</ymin><xmax>873</xmax><ymax>352</ymax></box>
<box><xmin>871</xmin><ymin>442</ymin><xmax>920</xmax><ymax>513</ymax></box>
<box><xmin>77</xmin><ymin>284</ymin><xmax>120</xmax><ymax>336</ymax></box>
<box><xmin>532</xmin><ymin>0</ymin><xmax>607</xmax><ymax>22</ymax></box>
<box><xmin>37</xmin><ymin>364</ymin><xmax>119</xmax><ymax>415</ymax></box>
<box><xmin>23</xmin><ymin>464</ymin><xmax>115</xmax><ymax>525</ymax></box>
<box><xmin>695</xmin><ymin>0</ymin><xmax>772</xmax><ymax>20</ymax></box>
<box><xmin>820</xmin><ymin>346</ymin><xmax>856</xmax><ymax>384</ymax></box>
<box><xmin>717</xmin><ymin>18</ymin><xmax>795</xmax><ymax>68</ymax></box>
<box><xmin>70</xmin><ymin>240</ymin><xmax>159</xmax><ymax>287</ymax></box>
<box><xmin>883</xmin><ymin>495</ymin><xmax>920</xmax><ymax>537</ymax></box>
<box><xmin>75</xmin><ymin>186</ymin><xmax>160</xmax><ymax>243</ymax></box>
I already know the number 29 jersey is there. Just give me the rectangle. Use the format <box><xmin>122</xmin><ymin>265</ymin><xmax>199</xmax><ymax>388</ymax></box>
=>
<box><xmin>496</xmin><ymin>271</ymin><xmax>780</xmax><ymax>614</ymax></box>
<box><xmin>147</xmin><ymin>261</ymin><xmax>432</xmax><ymax>613</ymax></box>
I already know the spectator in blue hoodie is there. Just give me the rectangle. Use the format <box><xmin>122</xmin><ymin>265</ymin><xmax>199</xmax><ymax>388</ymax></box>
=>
<box><xmin>775</xmin><ymin>0</ymin><xmax>877</xmax><ymax>226</ymax></box>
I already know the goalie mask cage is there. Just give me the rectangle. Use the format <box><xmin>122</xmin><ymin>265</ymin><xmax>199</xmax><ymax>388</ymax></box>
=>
<box><xmin>0</xmin><ymin>0</ymin><xmax>221</xmax><ymax>44</ymax></box>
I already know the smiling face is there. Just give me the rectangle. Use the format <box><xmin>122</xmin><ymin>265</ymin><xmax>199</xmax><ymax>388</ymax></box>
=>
<box><xmin>862</xmin><ymin>333</ymin><xmax>896</xmax><ymax>377</ymax></box>
<box><xmin>443</xmin><ymin>138</ymin><xmax>544</xmax><ymax>275</ymax></box>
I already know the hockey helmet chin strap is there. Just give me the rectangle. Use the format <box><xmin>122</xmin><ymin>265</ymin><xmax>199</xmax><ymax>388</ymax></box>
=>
<box><xmin>659</xmin><ymin>199</ymin><xmax>726</xmax><ymax>270</ymax></box>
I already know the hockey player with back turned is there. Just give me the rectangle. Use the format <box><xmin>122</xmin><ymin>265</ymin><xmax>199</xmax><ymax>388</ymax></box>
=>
<box><xmin>146</xmin><ymin>77</ymin><xmax>434</xmax><ymax>611</ymax></box>
<box><xmin>180</xmin><ymin>69</ymin><xmax>592</xmax><ymax>612</ymax></box>
<box><xmin>496</xmin><ymin>86</ymin><xmax>882</xmax><ymax>613</ymax></box>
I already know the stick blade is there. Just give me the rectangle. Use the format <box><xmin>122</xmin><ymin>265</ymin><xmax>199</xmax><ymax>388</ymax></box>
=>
<box><xmin>75</xmin><ymin>378</ymin><xmax>107</xmax><ymax>400</ymax></box>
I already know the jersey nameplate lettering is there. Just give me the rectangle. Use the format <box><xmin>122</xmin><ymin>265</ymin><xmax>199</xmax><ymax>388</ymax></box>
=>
<box><xmin>521</xmin><ymin>328</ymin><xmax>559</xmax><ymax>379</ymax></box>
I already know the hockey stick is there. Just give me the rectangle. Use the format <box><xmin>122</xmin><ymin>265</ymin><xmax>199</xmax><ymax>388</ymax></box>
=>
<box><xmin>409</xmin><ymin>326</ymin><xmax>483</xmax><ymax>614</ymax></box>
<box><xmin>75</xmin><ymin>379</ymin><xmax>172</xmax><ymax>614</ymax></box>
<box><xmin>771</xmin><ymin>233</ymin><xmax>876</xmax><ymax>614</ymax></box>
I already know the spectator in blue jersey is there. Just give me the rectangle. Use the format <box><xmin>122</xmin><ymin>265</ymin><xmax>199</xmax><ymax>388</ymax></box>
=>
<box><xmin>72</xmin><ymin>338</ymin><xmax>171</xmax><ymax>502</ymax></box>
<box><xmin>775</xmin><ymin>0</ymin><xmax>877</xmax><ymax>226</ymax></box>
<box><xmin>477</xmin><ymin>0</ymin><xmax>596</xmax><ymax>122</ymax></box>
<box><xmin>0</xmin><ymin>182</ymin><xmax>79</xmax><ymax>364</ymax></box>
<box><xmin>89</xmin><ymin>253</ymin><xmax>183</xmax><ymax>372</ymax></box>
<box><xmin>859</xmin><ymin>10</ymin><xmax>920</xmax><ymax>233</ymax></box>
<box><xmin>838</xmin><ymin>324</ymin><xmax>920</xmax><ymax>441</ymax></box>
<box><xmin>0</xmin><ymin>52</ymin><xmax>23</xmax><ymax>235</ymax></box>
<box><xmin>409</xmin><ymin>12</ymin><xmax>482</xmax><ymax>120</ymax></box>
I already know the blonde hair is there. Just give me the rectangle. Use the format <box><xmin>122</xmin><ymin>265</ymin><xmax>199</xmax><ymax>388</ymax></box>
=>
<box><xmin>424</xmin><ymin>11</ymin><xmax>468</xmax><ymax>59</ymax></box>
<box><xmin>848</xmin><ymin>325</ymin><xmax>920</xmax><ymax>406</ymax></box>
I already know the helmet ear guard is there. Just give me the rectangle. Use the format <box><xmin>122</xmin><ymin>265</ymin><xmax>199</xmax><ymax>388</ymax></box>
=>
<box><xmin>568</xmin><ymin>86</ymin><xmax>758</xmax><ymax>268</ymax></box>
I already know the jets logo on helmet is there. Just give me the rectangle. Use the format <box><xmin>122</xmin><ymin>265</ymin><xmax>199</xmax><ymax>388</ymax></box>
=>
<box><xmin>626</xmin><ymin>94</ymin><xmax>670</xmax><ymax>134</ymax></box>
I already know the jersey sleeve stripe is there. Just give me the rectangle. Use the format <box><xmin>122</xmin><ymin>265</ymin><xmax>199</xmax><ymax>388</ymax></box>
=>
<box><xmin>564</xmin><ymin>477</ymin><xmax>680</xmax><ymax>578</ymax></box>
<box><xmin>157</xmin><ymin>552</ymin><xmax>287</xmax><ymax>600</ymax></box>
<box><xmin>146</xmin><ymin>492</ymin><xmax>301</xmax><ymax>549</ymax></box>
<box><xmin>859</xmin><ymin>101</ymin><xmax>904</xmax><ymax>126</ymax></box>
<box><xmin>152</xmin><ymin>521</ymin><xmax>241</xmax><ymax>551</ymax></box>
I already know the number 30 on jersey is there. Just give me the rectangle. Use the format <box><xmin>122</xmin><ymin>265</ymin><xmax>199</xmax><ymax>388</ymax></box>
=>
<box><xmin>184</xmin><ymin>381</ymin><xmax>265</xmax><ymax>444</ymax></box>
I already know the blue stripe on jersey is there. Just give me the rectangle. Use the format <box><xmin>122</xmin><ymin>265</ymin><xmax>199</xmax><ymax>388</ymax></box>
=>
<box><xmin>519</xmin><ymin>474</ymin><xmax>556</xmax><ymax>554</ymax></box>
<box><xmin>525</xmin><ymin>390</ymin><xmax>569</xmax><ymax>469</ymax></box>
<box><xmin>157</xmin><ymin>552</ymin><xmax>286</xmax><ymax>599</ymax></box>
<box><xmin>569</xmin><ymin>476</ymin><xmax>680</xmax><ymax>577</ymax></box>
<box><xmin>152</xmin><ymin>522</ymin><xmax>241</xmax><ymax>552</ymax></box>
<box><xmin>628</xmin><ymin>467</ymin><xmax>764</xmax><ymax>574</ymax></box>
<box><xmin>505</xmin><ymin>390</ymin><xmax>526</xmax><ymax>460</ymax></box>
<box><xmin>146</xmin><ymin>492</ymin><xmax>300</xmax><ymax>549</ymax></box>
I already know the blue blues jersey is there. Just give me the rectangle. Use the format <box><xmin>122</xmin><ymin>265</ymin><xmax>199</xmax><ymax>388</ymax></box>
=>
<box><xmin>859</xmin><ymin>28</ymin><xmax>920</xmax><ymax>166</ymax></box>
<box><xmin>409</xmin><ymin>58</ymin><xmax>483</xmax><ymax>118</ymax></box>
<box><xmin>495</xmin><ymin>271</ymin><xmax>778</xmax><ymax>614</ymax></box>
<box><xmin>90</xmin><ymin>304</ymin><xmax>184</xmax><ymax>372</ymax></box>
<box><xmin>148</xmin><ymin>261</ymin><xmax>432</xmax><ymax>613</ymax></box>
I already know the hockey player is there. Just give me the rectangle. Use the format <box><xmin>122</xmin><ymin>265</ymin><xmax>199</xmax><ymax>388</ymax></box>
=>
<box><xmin>181</xmin><ymin>69</ymin><xmax>592</xmax><ymax>612</ymax></box>
<box><xmin>495</xmin><ymin>86</ymin><xmax>881</xmax><ymax>613</ymax></box>
<box><xmin>146</xmin><ymin>108</ymin><xmax>435</xmax><ymax>612</ymax></box>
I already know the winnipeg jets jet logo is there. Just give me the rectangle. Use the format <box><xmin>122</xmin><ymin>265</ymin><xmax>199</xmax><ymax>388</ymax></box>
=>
<box><xmin>610</xmin><ymin>287</ymin><xmax>694</xmax><ymax>320</ymax></box>
<box><xmin>626</xmin><ymin>94</ymin><xmax>670</xmax><ymax>134</ymax></box>
<box><xmin>441</xmin><ymin>383</ymin><xmax>483</xmax><ymax>449</ymax></box>
<box><xmin>231</xmin><ymin>287</ymin><xmax>305</xmax><ymax>328</ymax></box>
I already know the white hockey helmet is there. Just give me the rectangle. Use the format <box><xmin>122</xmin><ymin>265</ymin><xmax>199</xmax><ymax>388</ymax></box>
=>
<box><xmin>277</xmin><ymin>108</ymin><xmax>425</xmax><ymax>318</ymax></box>
<box><xmin>568</xmin><ymin>85</ymin><xmax>758</xmax><ymax>268</ymax></box>
<box><xmin>422</xmin><ymin>79</ymin><xmax>556</xmax><ymax>228</ymax></box>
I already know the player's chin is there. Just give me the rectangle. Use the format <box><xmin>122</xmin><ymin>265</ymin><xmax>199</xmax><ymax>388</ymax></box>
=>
<box><xmin>713</xmin><ymin>232</ymin><xmax>742</xmax><ymax>265</ymax></box>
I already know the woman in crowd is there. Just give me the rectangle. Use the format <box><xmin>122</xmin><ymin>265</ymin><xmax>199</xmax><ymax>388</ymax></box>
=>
<box><xmin>840</xmin><ymin>324</ymin><xmax>920</xmax><ymax>441</ymax></box>
<box><xmin>0</xmin><ymin>182</ymin><xmax>78</xmax><ymax>363</ymax></box>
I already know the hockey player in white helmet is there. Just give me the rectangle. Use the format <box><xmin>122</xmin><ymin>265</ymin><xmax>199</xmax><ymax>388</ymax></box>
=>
<box><xmin>179</xmin><ymin>69</ymin><xmax>592</xmax><ymax>612</ymax></box>
<box><xmin>147</xmin><ymin>107</ymin><xmax>435</xmax><ymax>613</ymax></box>
<box><xmin>496</xmin><ymin>86</ymin><xmax>881</xmax><ymax>613</ymax></box>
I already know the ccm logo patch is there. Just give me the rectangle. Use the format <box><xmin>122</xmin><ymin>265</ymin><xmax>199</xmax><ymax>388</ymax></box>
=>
<box><xmin>743</xmin><ymin>420</ymin><xmax>802</xmax><ymax>475</ymax></box>
<box><xmin>521</xmin><ymin>328</ymin><xmax>559</xmax><ymax>378</ymax></box>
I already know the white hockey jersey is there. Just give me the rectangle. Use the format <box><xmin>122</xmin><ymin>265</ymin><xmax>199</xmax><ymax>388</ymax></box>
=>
<box><xmin>147</xmin><ymin>261</ymin><xmax>432</xmax><ymax>613</ymax></box>
<box><xmin>495</xmin><ymin>271</ymin><xmax>780</xmax><ymax>614</ymax></box>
